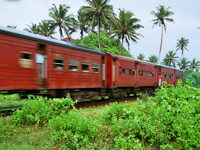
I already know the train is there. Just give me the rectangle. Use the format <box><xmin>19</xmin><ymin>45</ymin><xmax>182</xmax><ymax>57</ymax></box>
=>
<box><xmin>0</xmin><ymin>26</ymin><xmax>183</xmax><ymax>101</ymax></box>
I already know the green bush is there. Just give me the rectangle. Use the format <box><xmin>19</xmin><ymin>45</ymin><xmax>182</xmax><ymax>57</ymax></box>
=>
<box><xmin>12</xmin><ymin>96</ymin><xmax>53</xmax><ymax>125</ymax></box>
<box><xmin>184</xmin><ymin>70</ymin><xmax>200</xmax><ymax>87</ymax></box>
<box><xmin>51</xmin><ymin>94</ymin><xmax>77</xmax><ymax>115</ymax></box>
<box><xmin>72</xmin><ymin>32</ymin><xmax>133</xmax><ymax>57</ymax></box>
<box><xmin>48</xmin><ymin>110</ymin><xmax>99</xmax><ymax>149</ymax></box>
<box><xmin>12</xmin><ymin>95</ymin><xmax>76</xmax><ymax>125</ymax></box>
<box><xmin>103</xmin><ymin>81</ymin><xmax>200</xmax><ymax>149</ymax></box>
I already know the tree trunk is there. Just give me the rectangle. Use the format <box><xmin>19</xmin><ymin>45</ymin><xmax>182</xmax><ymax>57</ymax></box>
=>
<box><xmin>98</xmin><ymin>17</ymin><xmax>102</xmax><ymax>50</ymax></box>
<box><xmin>80</xmin><ymin>30</ymin><xmax>83</xmax><ymax>40</ymax></box>
<box><xmin>181</xmin><ymin>50</ymin><xmax>183</xmax><ymax>60</ymax></box>
<box><xmin>158</xmin><ymin>25</ymin><xmax>164</xmax><ymax>64</ymax></box>
<box><xmin>121</xmin><ymin>36</ymin><xmax>124</xmax><ymax>56</ymax></box>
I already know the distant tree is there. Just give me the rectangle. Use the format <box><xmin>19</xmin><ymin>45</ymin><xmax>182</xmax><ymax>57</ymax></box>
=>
<box><xmin>37</xmin><ymin>20</ymin><xmax>56</xmax><ymax>37</ymax></box>
<box><xmin>49</xmin><ymin>4</ymin><xmax>76</xmax><ymax>40</ymax></box>
<box><xmin>190</xmin><ymin>58</ymin><xmax>200</xmax><ymax>72</ymax></box>
<box><xmin>176</xmin><ymin>37</ymin><xmax>189</xmax><ymax>59</ymax></box>
<box><xmin>137</xmin><ymin>54</ymin><xmax>145</xmax><ymax>60</ymax></box>
<box><xmin>72</xmin><ymin>32</ymin><xmax>132</xmax><ymax>57</ymax></box>
<box><xmin>110</xmin><ymin>9</ymin><xmax>143</xmax><ymax>56</ymax></box>
<box><xmin>148</xmin><ymin>55</ymin><xmax>158</xmax><ymax>63</ymax></box>
<box><xmin>80</xmin><ymin>0</ymin><xmax>115</xmax><ymax>49</ymax></box>
<box><xmin>7</xmin><ymin>25</ymin><xmax>17</xmax><ymax>29</ymax></box>
<box><xmin>178</xmin><ymin>57</ymin><xmax>190</xmax><ymax>71</ymax></box>
<box><xmin>162</xmin><ymin>51</ymin><xmax>178</xmax><ymax>67</ymax></box>
<box><xmin>76</xmin><ymin>9</ymin><xmax>92</xmax><ymax>40</ymax></box>
<box><xmin>24</xmin><ymin>23</ymin><xmax>40</xmax><ymax>34</ymax></box>
<box><xmin>151</xmin><ymin>5</ymin><xmax>174</xmax><ymax>64</ymax></box>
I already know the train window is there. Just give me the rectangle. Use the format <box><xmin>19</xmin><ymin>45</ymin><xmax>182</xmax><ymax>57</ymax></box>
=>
<box><xmin>93</xmin><ymin>63</ymin><xmax>99</xmax><ymax>73</ymax></box>
<box><xmin>54</xmin><ymin>57</ymin><xmax>64</xmax><ymax>70</ymax></box>
<box><xmin>122</xmin><ymin>68</ymin><xmax>125</xmax><ymax>74</ymax></box>
<box><xmin>82</xmin><ymin>61</ymin><xmax>89</xmax><ymax>72</ymax></box>
<box><xmin>139</xmin><ymin>70</ymin><xmax>143</xmax><ymax>76</ymax></box>
<box><xmin>69</xmin><ymin>59</ymin><xmax>78</xmax><ymax>71</ymax></box>
<box><xmin>162</xmin><ymin>72</ymin><xmax>165</xmax><ymax>78</ymax></box>
<box><xmin>132</xmin><ymin>70</ymin><xmax>135</xmax><ymax>75</ymax></box>
<box><xmin>126</xmin><ymin>69</ymin><xmax>129</xmax><ymax>75</ymax></box>
<box><xmin>119</xmin><ymin>67</ymin><xmax>122</xmax><ymax>74</ymax></box>
<box><xmin>19</xmin><ymin>52</ymin><xmax>33</xmax><ymax>68</ymax></box>
<box><xmin>129</xmin><ymin>69</ymin><xmax>132</xmax><ymax>75</ymax></box>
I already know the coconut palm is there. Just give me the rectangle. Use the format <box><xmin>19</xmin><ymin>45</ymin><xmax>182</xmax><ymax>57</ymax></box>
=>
<box><xmin>7</xmin><ymin>25</ymin><xmax>17</xmax><ymax>29</ymax></box>
<box><xmin>162</xmin><ymin>51</ymin><xmax>178</xmax><ymax>67</ymax></box>
<box><xmin>49</xmin><ymin>4</ymin><xmax>76</xmax><ymax>40</ymax></box>
<box><xmin>137</xmin><ymin>54</ymin><xmax>145</xmax><ymax>60</ymax></box>
<box><xmin>37</xmin><ymin>20</ymin><xmax>56</xmax><ymax>38</ymax></box>
<box><xmin>24</xmin><ymin>23</ymin><xmax>40</xmax><ymax>34</ymax></box>
<box><xmin>77</xmin><ymin>9</ymin><xmax>92</xmax><ymax>40</ymax></box>
<box><xmin>148</xmin><ymin>55</ymin><xmax>158</xmax><ymax>63</ymax></box>
<box><xmin>178</xmin><ymin>57</ymin><xmax>190</xmax><ymax>71</ymax></box>
<box><xmin>80</xmin><ymin>0</ymin><xmax>115</xmax><ymax>49</ymax></box>
<box><xmin>151</xmin><ymin>5</ymin><xmax>174</xmax><ymax>64</ymax></box>
<box><xmin>110</xmin><ymin>9</ymin><xmax>143</xmax><ymax>55</ymax></box>
<box><xmin>190</xmin><ymin>58</ymin><xmax>200</xmax><ymax>72</ymax></box>
<box><xmin>176</xmin><ymin>37</ymin><xmax>189</xmax><ymax>59</ymax></box>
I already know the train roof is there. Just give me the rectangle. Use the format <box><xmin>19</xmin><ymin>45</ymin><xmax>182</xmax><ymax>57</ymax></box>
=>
<box><xmin>108</xmin><ymin>53</ymin><xmax>183</xmax><ymax>72</ymax></box>
<box><xmin>0</xmin><ymin>26</ymin><xmax>105</xmax><ymax>55</ymax></box>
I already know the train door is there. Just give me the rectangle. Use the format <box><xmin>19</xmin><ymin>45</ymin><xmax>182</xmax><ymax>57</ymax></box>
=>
<box><xmin>112</xmin><ymin>58</ymin><xmax>116</xmax><ymax>86</ymax></box>
<box><xmin>36</xmin><ymin>44</ymin><xmax>46</xmax><ymax>86</ymax></box>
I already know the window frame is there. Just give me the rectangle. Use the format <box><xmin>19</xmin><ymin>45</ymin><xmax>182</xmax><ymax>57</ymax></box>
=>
<box><xmin>69</xmin><ymin>59</ymin><xmax>78</xmax><ymax>72</ymax></box>
<box><xmin>92</xmin><ymin>63</ymin><xmax>100</xmax><ymax>73</ymax></box>
<box><xmin>54</xmin><ymin>57</ymin><xmax>65</xmax><ymax>71</ymax></box>
<box><xmin>81</xmin><ymin>61</ymin><xmax>90</xmax><ymax>73</ymax></box>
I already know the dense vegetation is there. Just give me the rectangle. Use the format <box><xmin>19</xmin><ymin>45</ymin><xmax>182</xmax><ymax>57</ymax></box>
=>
<box><xmin>184</xmin><ymin>70</ymin><xmax>200</xmax><ymax>87</ymax></box>
<box><xmin>1</xmin><ymin>81</ymin><xmax>200</xmax><ymax>149</ymax></box>
<box><xmin>72</xmin><ymin>32</ymin><xmax>132</xmax><ymax>57</ymax></box>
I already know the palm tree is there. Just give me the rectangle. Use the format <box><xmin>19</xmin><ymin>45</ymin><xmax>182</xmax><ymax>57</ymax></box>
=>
<box><xmin>137</xmin><ymin>54</ymin><xmax>145</xmax><ymax>60</ymax></box>
<box><xmin>37</xmin><ymin>20</ymin><xmax>56</xmax><ymax>38</ymax></box>
<box><xmin>162</xmin><ymin>51</ymin><xmax>178</xmax><ymax>67</ymax></box>
<box><xmin>178</xmin><ymin>57</ymin><xmax>190</xmax><ymax>71</ymax></box>
<box><xmin>176</xmin><ymin>37</ymin><xmax>189</xmax><ymax>59</ymax></box>
<box><xmin>7</xmin><ymin>25</ymin><xmax>17</xmax><ymax>29</ymax></box>
<box><xmin>110</xmin><ymin>9</ymin><xmax>143</xmax><ymax>55</ymax></box>
<box><xmin>77</xmin><ymin>9</ymin><xmax>92</xmax><ymax>40</ymax></box>
<box><xmin>151</xmin><ymin>5</ymin><xmax>174</xmax><ymax>64</ymax></box>
<box><xmin>80</xmin><ymin>0</ymin><xmax>115</xmax><ymax>49</ymax></box>
<box><xmin>190</xmin><ymin>58</ymin><xmax>200</xmax><ymax>72</ymax></box>
<box><xmin>49</xmin><ymin>4</ymin><xmax>76</xmax><ymax>40</ymax></box>
<box><xmin>148</xmin><ymin>55</ymin><xmax>158</xmax><ymax>63</ymax></box>
<box><xmin>24</xmin><ymin>23</ymin><xmax>40</xmax><ymax>34</ymax></box>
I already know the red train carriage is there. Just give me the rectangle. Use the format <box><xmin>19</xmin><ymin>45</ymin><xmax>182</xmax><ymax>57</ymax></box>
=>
<box><xmin>0</xmin><ymin>27</ymin><xmax>105</xmax><ymax>101</ymax></box>
<box><xmin>0</xmin><ymin>27</ymin><xmax>184</xmax><ymax>101</ymax></box>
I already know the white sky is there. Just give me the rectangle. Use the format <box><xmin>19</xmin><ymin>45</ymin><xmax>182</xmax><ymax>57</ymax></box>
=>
<box><xmin>0</xmin><ymin>0</ymin><xmax>200</xmax><ymax>61</ymax></box>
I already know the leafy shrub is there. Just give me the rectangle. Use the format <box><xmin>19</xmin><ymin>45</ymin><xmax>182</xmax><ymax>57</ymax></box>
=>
<box><xmin>72</xmin><ymin>32</ymin><xmax>133</xmax><ymax>57</ymax></box>
<box><xmin>184</xmin><ymin>70</ymin><xmax>200</xmax><ymax>87</ymax></box>
<box><xmin>103</xmin><ymin>102</ymin><xmax>134</xmax><ymax>125</ymax></box>
<box><xmin>12</xmin><ymin>96</ymin><xmax>53</xmax><ymax>125</ymax></box>
<box><xmin>51</xmin><ymin>94</ymin><xmax>77</xmax><ymax>115</ymax></box>
<box><xmin>12</xmin><ymin>95</ymin><xmax>76</xmax><ymax>125</ymax></box>
<box><xmin>48</xmin><ymin>110</ymin><xmax>99</xmax><ymax>149</ymax></box>
<box><xmin>103</xmin><ymin>81</ymin><xmax>200</xmax><ymax>149</ymax></box>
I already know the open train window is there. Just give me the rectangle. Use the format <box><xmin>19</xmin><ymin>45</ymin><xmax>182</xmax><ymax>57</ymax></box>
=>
<box><xmin>82</xmin><ymin>61</ymin><xmax>89</xmax><ymax>72</ymax></box>
<box><xmin>54</xmin><ymin>57</ymin><xmax>64</xmax><ymax>70</ymax></box>
<box><xmin>93</xmin><ymin>63</ymin><xmax>99</xmax><ymax>73</ymax></box>
<box><xmin>126</xmin><ymin>69</ymin><xmax>129</xmax><ymax>75</ymax></box>
<box><xmin>19</xmin><ymin>52</ymin><xmax>33</xmax><ymax>68</ymax></box>
<box><xmin>132</xmin><ymin>70</ymin><xmax>136</xmax><ymax>75</ymax></box>
<box><xmin>69</xmin><ymin>59</ymin><xmax>78</xmax><ymax>71</ymax></box>
<box><xmin>129</xmin><ymin>69</ymin><xmax>132</xmax><ymax>75</ymax></box>
<box><xmin>119</xmin><ymin>67</ymin><xmax>122</xmax><ymax>74</ymax></box>
<box><xmin>122</xmin><ymin>68</ymin><xmax>125</xmax><ymax>74</ymax></box>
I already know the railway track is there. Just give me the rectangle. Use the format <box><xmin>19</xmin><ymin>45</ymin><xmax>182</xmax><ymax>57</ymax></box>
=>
<box><xmin>75</xmin><ymin>96</ymin><xmax>138</xmax><ymax>109</ymax></box>
<box><xmin>0</xmin><ymin>96</ymin><xmax>138</xmax><ymax>116</ymax></box>
<box><xmin>0</xmin><ymin>105</ymin><xmax>22</xmax><ymax>116</ymax></box>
